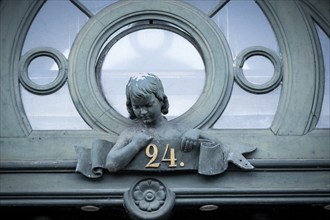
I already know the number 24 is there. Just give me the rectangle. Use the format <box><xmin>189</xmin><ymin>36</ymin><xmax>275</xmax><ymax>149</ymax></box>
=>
<box><xmin>145</xmin><ymin>144</ymin><xmax>177</xmax><ymax>168</ymax></box>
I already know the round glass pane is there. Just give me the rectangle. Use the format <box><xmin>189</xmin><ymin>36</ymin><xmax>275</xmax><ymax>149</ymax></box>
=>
<box><xmin>242</xmin><ymin>55</ymin><xmax>274</xmax><ymax>85</ymax></box>
<box><xmin>100</xmin><ymin>29</ymin><xmax>205</xmax><ymax>120</ymax></box>
<box><xmin>28</xmin><ymin>56</ymin><xmax>59</xmax><ymax>85</ymax></box>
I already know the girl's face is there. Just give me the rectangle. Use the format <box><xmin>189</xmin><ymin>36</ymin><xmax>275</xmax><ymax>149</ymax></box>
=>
<box><xmin>131</xmin><ymin>93</ymin><xmax>163</xmax><ymax>126</ymax></box>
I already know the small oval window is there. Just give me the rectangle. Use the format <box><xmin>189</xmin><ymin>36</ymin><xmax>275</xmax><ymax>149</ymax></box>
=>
<box><xmin>242</xmin><ymin>55</ymin><xmax>274</xmax><ymax>85</ymax></box>
<box><xmin>28</xmin><ymin>56</ymin><xmax>59</xmax><ymax>85</ymax></box>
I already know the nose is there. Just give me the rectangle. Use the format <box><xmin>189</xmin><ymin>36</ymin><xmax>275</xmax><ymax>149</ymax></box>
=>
<box><xmin>140</xmin><ymin>107</ymin><xmax>148</xmax><ymax>115</ymax></box>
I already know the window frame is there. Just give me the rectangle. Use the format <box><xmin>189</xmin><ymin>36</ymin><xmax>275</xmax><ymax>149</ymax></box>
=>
<box><xmin>0</xmin><ymin>0</ymin><xmax>329</xmax><ymax>211</ymax></box>
<box><xmin>68</xmin><ymin>0</ymin><xmax>233</xmax><ymax>133</ymax></box>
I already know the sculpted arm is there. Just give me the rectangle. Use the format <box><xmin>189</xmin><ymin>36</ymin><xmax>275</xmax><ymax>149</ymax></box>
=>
<box><xmin>106</xmin><ymin>131</ymin><xmax>153</xmax><ymax>172</ymax></box>
<box><xmin>181</xmin><ymin>128</ymin><xmax>220</xmax><ymax>152</ymax></box>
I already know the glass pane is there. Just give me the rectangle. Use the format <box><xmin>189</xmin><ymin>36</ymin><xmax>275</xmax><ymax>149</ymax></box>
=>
<box><xmin>21</xmin><ymin>0</ymin><xmax>91</xmax><ymax>130</ymax></box>
<box><xmin>21</xmin><ymin>84</ymin><xmax>91</xmax><ymax>130</ymax></box>
<box><xmin>79</xmin><ymin>0</ymin><xmax>118</xmax><ymax>14</ymax></box>
<box><xmin>211</xmin><ymin>0</ymin><xmax>281</xmax><ymax>128</ymax></box>
<box><xmin>243</xmin><ymin>55</ymin><xmax>275</xmax><ymax>85</ymax></box>
<box><xmin>22</xmin><ymin>0</ymin><xmax>88</xmax><ymax>57</ymax></box>
<box><xmin>100</xmin><ymin>29</ymin><xmax>205</xmax><ymax>120</ymax></box>
<box><xmin>184</xmin><ymin>0</ymin><xmax>221</xmax><ymax>15</ymax></box>
<box><xmin>213</xmin><ymin>0</ymin><xmax>279</xmax><ymax>57</ymax></box>
<box><xmin>316</xmin><ymin>25</ymin><xmax>330</xmax><ymax>128</ymax></box>
<box><xmin>213</xmin><ymin>84</ymin><xmax>281</xmax><ymax>129</ymax></box>
<box><xmin>28</xmin><ymin>56</ymin><xmax>58</xmax><ymax>85</ymax></box>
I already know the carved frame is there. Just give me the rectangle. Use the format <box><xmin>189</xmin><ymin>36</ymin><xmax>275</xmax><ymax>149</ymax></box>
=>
<box><xmin>1</xmin><ymin>0</ymin><xmax>329</xmax><ymax>218</ymax></box>
<box><xmin>68</xmin><ymin>0</ymin><xmax>233</xmax><ymax>133</ymax></box>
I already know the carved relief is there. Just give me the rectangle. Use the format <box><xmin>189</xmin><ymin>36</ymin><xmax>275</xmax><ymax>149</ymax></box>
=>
<box><xmin>74</xmin><ymin>73</ymin><xmax>256</xmax><ymax>219</ymax></box>
<box><xmin>75</xmin><ymin>73</ymin><xmax>256</xmax><ymax>178</ymax></box>
<box><xmin>124</xmin><ymin>178</ymin><xmax>175</xmax><ymax>220</ymax></box>
<box><xmin>131</xmin><ymin>179</ymin><xmax>167</xmax><ymax>212</ymax></box>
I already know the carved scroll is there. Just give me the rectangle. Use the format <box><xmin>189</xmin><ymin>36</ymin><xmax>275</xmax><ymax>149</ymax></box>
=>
<box><xmin>75</xmin><ymin>139</ymin><xmax>256</xmax><ymax>178</ymax></box>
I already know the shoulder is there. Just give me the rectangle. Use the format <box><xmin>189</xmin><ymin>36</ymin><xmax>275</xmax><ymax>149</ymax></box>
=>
<box><xmin>166</xmin><ymin>121</ymin><xmax>190</xmax><ymax>133</ymax></box>
<box><xmin>119</xmin><ymin>124</ymin><xmax>143</xmax><ymax>137</ymax></box>
<box><xmin>112</xmin><ymin>124</ymin><xmax>142</xmax><ymax>149</ymax></box>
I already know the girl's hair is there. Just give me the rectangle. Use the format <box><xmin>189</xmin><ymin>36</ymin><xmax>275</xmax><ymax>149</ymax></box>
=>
<box><xmin>126</xmin><ymin>73</ymin><xmax>169</xmax><ymax>119</ymax></box>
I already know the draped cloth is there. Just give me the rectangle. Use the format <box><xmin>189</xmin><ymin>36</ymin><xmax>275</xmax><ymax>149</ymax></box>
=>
<box><xmin>75</xmin><ymin>139</ymin><xmax>255</xmax><ymax>178</ymax></box>
<box><xmin>75</xmin><ymin>140</ymin><xmax>114</xmax><ymax>178</ymax></box>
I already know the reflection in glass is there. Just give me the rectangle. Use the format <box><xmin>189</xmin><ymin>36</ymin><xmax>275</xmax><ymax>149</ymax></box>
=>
<box><xmin>21</xmin><ymin>1</ymin><xmax>90</xmax><ymax>130</ymax></box>
<box><xmin>100</xmin><ymin>29</ymin><xmax>205</xmax><ymax>120</ymax></box>
<box><xmin>243</xmin><ymin>55</ymin><xmax>275</xmax><ymax>85</ymax></box>
<box><xmin>28</xmin><ymin>56</ymin><xmax>58</xmax><ymax>85</ymax></box>
<box><xmin>316</xmin><ymin>25</ymin><xmax>330</xmax><ymax>128</ymax></box>
<box><xmin>211</xmin><ymin>0</ymin><xmax>281</xmax><ymax>129</ymax></box>
<box><xmin>21</xmin><ymin>84</ymin><xmax>91</xmax><ymax>130</ymax></box>
<box><xmin>214</xmin><ymin>84</ymin><xmax>281</xmax><ymax>129</ymax></box>
<box><xmin>213</xmin><ymin>0</ymin><xmax>279</xmax><ymax>57</ymax></box>
<box><xmin>22</xmin><ymin>0</ymin><xmax>88</xmax><ymax>57</ymax></box>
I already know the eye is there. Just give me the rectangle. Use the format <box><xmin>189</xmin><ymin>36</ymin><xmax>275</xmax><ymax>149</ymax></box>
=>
<box><xmin>146</xmin><ymin>100</ymin><xmax>155</xmax><ymax>108</ymax></box>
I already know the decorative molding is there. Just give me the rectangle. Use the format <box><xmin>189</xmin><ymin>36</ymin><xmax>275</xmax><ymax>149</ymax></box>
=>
<box><xmin>68</xmin><ymin>0</ymin><xmax>233</xmax><ymax>133</ymax></box>
<box><xmin>257</xmin><ymin>0</ymin><xmax>324</xmax><ymax>135</ymax></box>
<box><xmin>1</xmin><ymin>158</ymin><xmax>330</xmax><ymax>172</ymax></box>
<box><xmin>301</xmin><ymin>0</ymin><xmax>330</xmax><ymax>36</ymax></box>
<box><xmin>0</xmin><ymin>0</ymin><xmax>45</xmax><ymax>137</ymax></box>
<box><xmin>1</xmin><ymin>172</ymin><xmax>329</xmax><ymax>207</ymax></box>
<box><xmin>123</xmin><ymin>178</ymin><xmax>175</xmax><ymax>220</ymax></box>
<box><xmin>19</xmin><ymin>47</ymin><xmax>68</xmax><ymax>95</ymax></box>
<box><xmin>233</xmin><ymin>46</ymin><xmax>282</xmax><ymax>94</ymax></box>
<box><xmin>1</xmin><ymin>129</ymin><xmax>329</xmax><ymax>163</ymax></box>
<box><xmin>0</xmin><ymin>0</ymin><xmax>329</xmax><ymax>215</ymax></box>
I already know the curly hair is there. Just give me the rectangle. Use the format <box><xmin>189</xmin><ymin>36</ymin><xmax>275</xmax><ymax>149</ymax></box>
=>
<box><xmin>126</xmin><ymin>73</ymin><xmax>169</xmax><ymax>119</ymax></box>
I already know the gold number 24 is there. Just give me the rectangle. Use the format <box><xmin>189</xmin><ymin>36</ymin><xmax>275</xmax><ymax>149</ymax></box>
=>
<box><xmin>145</xmin><ymin>144</ymin><xmax>177</xmax><ymax>168</ymax></box>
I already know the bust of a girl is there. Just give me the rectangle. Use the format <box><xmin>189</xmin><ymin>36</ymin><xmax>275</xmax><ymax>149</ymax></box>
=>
<box><xmin>105</xmin><ymin>73</ymin><xmax>216</xmax><ymax>172</ymax></box>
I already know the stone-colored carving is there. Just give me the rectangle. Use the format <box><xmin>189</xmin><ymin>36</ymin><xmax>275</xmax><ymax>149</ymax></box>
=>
<box><xmin>124</xmin><ymin>178</ymin><xmax>175</xmax><ymax>220</ymax></box>
<box><xmin>75</xmin><ymin>73</ymin><xmax>256</xmax><ymax>177</ymax></box>
<box><xmin>132</xmin><ymin>179</ymin><xmax>167</xmax><ymax>212</ymax></box>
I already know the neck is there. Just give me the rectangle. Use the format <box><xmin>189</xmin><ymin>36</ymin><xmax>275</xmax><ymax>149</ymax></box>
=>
<box><xmin>144</xmin><ymin>116</ymin><xmax>167</xmax><ymax>128</ymax></box>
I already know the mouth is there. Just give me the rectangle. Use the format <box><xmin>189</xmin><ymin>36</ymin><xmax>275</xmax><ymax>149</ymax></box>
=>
<box><xmin>141</xmin><ymin>116</ymin><xmax>153</xmax><ymax>124</ymax></box>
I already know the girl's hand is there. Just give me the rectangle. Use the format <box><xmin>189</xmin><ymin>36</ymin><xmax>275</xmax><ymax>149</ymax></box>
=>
<box><xmin>132</xmin><ymin>133</ymin><xmax>153</xmax><ymax>150</ymax></box>
<box><xmin>181</xmin><ymin>129</ymin><xmax>200</xmax><ymax>152</ymax></box>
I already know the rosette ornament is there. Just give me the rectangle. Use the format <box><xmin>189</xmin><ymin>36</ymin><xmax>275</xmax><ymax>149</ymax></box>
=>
<box><xmin>124</xmin><ymin>178</ymin><xmax>175</xmax><ymax>220</ymax></box>
<box><xmin>133</xmin><ymin>179</ymin><xmax>166</xmax><ymax>211</ymax></box>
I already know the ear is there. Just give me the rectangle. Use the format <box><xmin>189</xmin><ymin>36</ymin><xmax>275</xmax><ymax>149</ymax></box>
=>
<box><xmin>161</xmin><ymin>95</ymin><xmax>169</xmax><ymax>115</ymax></box>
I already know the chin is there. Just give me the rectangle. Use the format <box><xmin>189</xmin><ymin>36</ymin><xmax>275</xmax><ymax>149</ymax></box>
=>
<box><xmin>142</xmin><ymin>119</ymin><xmax>154</xmax><ymax>125</ymax></box>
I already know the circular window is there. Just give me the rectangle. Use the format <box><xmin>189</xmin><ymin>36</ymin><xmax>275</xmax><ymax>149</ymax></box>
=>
<box><xmin>99</xmin><ymin>28</ymin><xmax>205</xmax><ymax>120</ymax></box>
<box><xmin>20</xmin><ymin>47</ymin><xmax>67</xmax><ymax>95</ymax></box>
<box><xmin>68</xmin><ymin>1</ymin><xmax>233</xmax><ymax>133</ymax></box>
<box><xmin>28</xmin><ymin>56</ymin><xmax>59</xmax><ymax>85</ymax></box>
<box><xmin>242</xmin><ymin>55</ymin><xmax>274</xmax><ymax>85</ymax></box>
<box><xmin>234</xmin><ymin>46</ymin><xmax>282</xmax><ymax>94</ymax></box>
